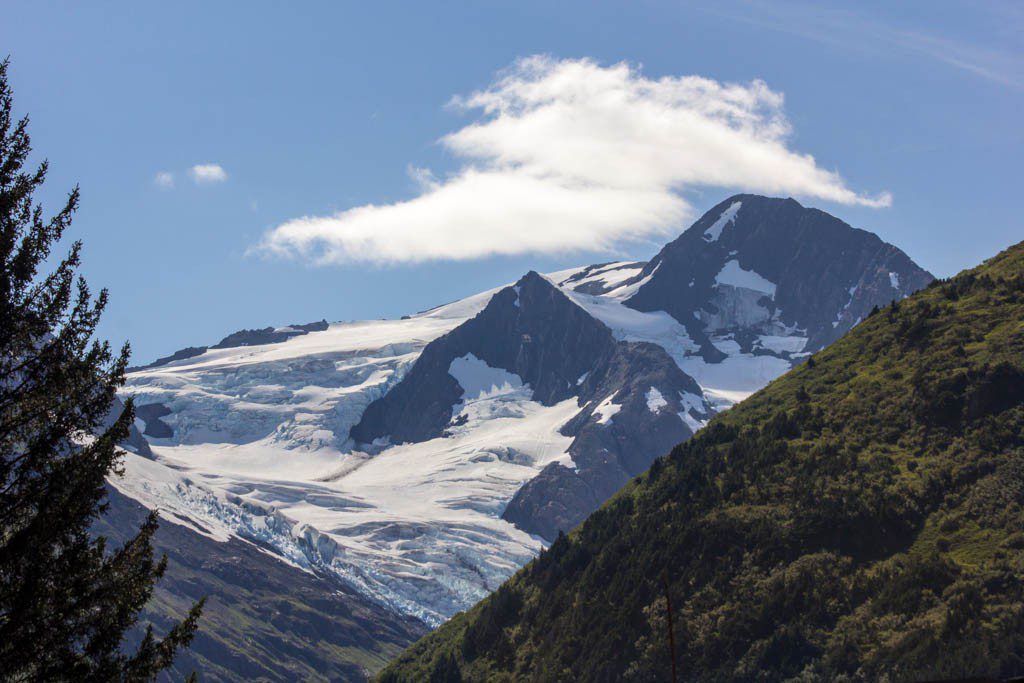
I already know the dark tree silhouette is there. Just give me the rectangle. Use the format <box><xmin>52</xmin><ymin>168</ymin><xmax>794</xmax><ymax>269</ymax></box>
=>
<box><xmin>0</xmin><ymin>59</ymin><xmax>201</xmax><ymax>680</ymax></box>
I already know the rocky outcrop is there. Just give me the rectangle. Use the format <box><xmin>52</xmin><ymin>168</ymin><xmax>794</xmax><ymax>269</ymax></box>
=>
<box><xmin>212</xmin><ymin>319</ymin><xmax>330</xmax><ymax>349</ymax></box>
<box><xmin>127</xmin><ymin>346</ymin><xmax>207</xmax><ymax>372</ymax></box>
<box><xmin>128</xmin><ymin>320</ymin><xmax>331</xmax><ymax>372</ymax></box>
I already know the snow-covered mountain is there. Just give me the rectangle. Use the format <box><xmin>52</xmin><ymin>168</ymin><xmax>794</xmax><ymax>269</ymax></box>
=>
<box><xmin>111</xmin><ymin>195</ymin><xmax>932</xmax><ymax>644</ymax></box>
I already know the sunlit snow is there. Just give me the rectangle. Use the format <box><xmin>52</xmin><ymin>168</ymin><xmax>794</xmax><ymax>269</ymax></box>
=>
<box><xmin>114</xmin><ymin>287</ymin><xmax>582</xmax><ymax>626</ymax></box>
<box><xmin>114</xmin><ymin>255</ymin><xmax>811</xmax><ymax>627</ymax></box>
<box><xmin>714</xmin><ymin>259</ymin><xmax>777</xmax><ymax>295</ymax></box>
<box><xmin>703</xmin><ymin>200</ymin><xmax>742</xmax><ymax>241</ymax></box>
<box><xmin>592</xmin><ymin>394</ymin><xmax>623</xmax><ymax>424</ymax></box>
<box><xmin>645</xmin><ymin>386</ymin><xmax>668</xmax><ymax>412</ymax></box>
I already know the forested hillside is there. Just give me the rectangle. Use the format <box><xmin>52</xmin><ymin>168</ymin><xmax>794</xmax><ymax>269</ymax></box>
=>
<box><xmin>380</xmin><ymin>241</ymin><xmax>1024</xmax><ymax>682</ymax></box>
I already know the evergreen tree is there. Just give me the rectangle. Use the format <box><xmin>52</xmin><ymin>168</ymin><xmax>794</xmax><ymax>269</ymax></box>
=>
<box><xmin>0</xmin><ymin>59</ymin><xmax>202</xmax><ymax>680</ymax></box>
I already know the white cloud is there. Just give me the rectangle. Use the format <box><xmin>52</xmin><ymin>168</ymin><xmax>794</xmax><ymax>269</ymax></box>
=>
<box><xmin>256</xmin><ymin>56</ymin><xmax>891</xmax><ymax>265</ymax></box>
<box><xmin>154</xmin><ymin>171</ymin><xmax>175</xmax><ymax>189</ymax></box>
<box><xmin>190</xmin><ymin>163</ymin><xmax>228</xmax><ymax>184</ymax></box>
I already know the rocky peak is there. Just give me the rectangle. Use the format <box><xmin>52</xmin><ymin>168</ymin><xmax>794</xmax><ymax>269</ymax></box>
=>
<box><xmin>349</xmin><ymin>271</ymin><xmax>619</xmax><ymax>445</ymax></box>
<box><xmin>625</xmin><ymin>194</ymin><xmax>934</xmax><ymax>352</ymax></box>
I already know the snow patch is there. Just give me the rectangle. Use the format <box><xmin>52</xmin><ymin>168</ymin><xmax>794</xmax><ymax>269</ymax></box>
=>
<box><xmin>560</xmin><ymin>262</ymin><xmax>645</xmax><ymax>293</ymax></box>
<box><xmin>678</xmin><ymin>334</ymin><xmax>792</xmax><ymax>410</ymax></box>
<box><xmin>592</xmin><ymin>395</ymin><xmax>622</xmax><ymax>424</ymax></box>
<box><xmin>889</xmin><ymin>271</ymin><xmax>901</xmax><ymax>290</ymax></box>
<box><xmin>602</xmin><ymin>261</ymin><xmax>661</xmax><ymax>300</ymax></box>
<box><xmin>645</xmin><ymin>387</ymin><xmax>668</xmax><ymax>413</ymax></box>
<box><xmin>554</xmin><ymin>275</ymin><xmax>796</xmax><ymax>415</ymax></box>
<box><xmin>834</xmin><ymin>284</ymin><xmax>859</xmax><ymax>327</ymax></box>
<box><xmin>679</xmin><ymin>411</ymin><xmax>704</xmax><ymax>432</ymax></box>
<box><xmin>557</xmin><ymin>287</ymin><xmax>699</xmax><ymax>364</ymax></box>
<box><xmin>677</xmin><ymin>391</ymin><xmax>710</xmax><ymax>432</ymax></box>
<box><xmin>448</xmin><ymin>354</ymin><xmax>533</xmax><ymax>423</ymax></box>
<box><xmin>714</xmin><ymin>260</ymin><xmax>777</xmax><ymax>296</ymax></box>
<box><xmin>449</xmin><ymin>354</ymin><xmax>526</xmax><ymax>403</ymax></box>
<box><xmin>703</xmin><ymin>201</ymin><xmax>742</xmax><ymax>242</ymax></box>
<box><xmin>755</xmin><ymin>334</ymin><xmax>808</xmax><ymax>354</ymax></box>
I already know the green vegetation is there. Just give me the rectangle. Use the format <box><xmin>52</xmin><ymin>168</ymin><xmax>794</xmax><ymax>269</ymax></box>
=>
<box><xmin>380</xmin><ymin>242</ymin><xmax>1024</xmax><ymax>682</ymax></box>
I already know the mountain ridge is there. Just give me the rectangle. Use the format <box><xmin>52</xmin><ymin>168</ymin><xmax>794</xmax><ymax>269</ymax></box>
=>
<box><xmin>378</xmin><ymin>240</ymin><xmax>1024</xmax><ymax>682</ymax></box>
<box><xmin>350</xmin><ymin>269</ymin><xmax>707</xmax><ymax>540</ymax></box>
<box><xmin>109</xmin><ymin>194</ymin><xmax>937</xmax><ymax>678</ymax></box>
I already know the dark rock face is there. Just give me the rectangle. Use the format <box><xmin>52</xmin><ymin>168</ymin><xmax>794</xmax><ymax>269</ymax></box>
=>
<box><xmin>503</xmin><ymin>340</ymin><xmax>705</xmax><ymax>540</ymax></box>
<box><xmin>127</xmin><ymin>346</ymin><xmax>207</xmax><ymax>373</ymax></box>
<box><xmin>212</xmin><ymin>319</ymin><xmax>329</xmax><ymax>350</ymax></box>
<box><xmin>135</xmin><ymin>402</ymin><xmax>174</xmax><ymax>439</ymax></box>
<box><xmin>624</xmin><ymin>194</ymin><xmax>934</xmax><ymax>353</ymax></box>
<box><xmin>94</xmin><ymin>489</ymin><xmax>425</xmax><ymax>682</ymax></box>
<box><xmin>352</xmin><ymin>271</ymin><xmax>708</xmax><ymax>541</ymax></box>
<box><xmin>498</xmin><ymin>463</ymin><xmax>597</xmax><ymax>541</ymax></box>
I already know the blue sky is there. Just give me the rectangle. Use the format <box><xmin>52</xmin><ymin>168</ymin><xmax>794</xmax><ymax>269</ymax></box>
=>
<box><xmin>4</xmin><ymin>1</ymin><xmax>1021</xmax><ymax>362</ymax></box>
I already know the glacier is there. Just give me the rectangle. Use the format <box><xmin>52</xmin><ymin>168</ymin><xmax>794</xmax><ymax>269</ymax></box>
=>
<box><xmin>112</xmin><ymin>263</ymin><xmax>825</xmax><ymax>625</ymax></box>
<box><xmin>107</xmin><ymin>193</ymin><xmax>937</xmax><ymax>647</ymax></box>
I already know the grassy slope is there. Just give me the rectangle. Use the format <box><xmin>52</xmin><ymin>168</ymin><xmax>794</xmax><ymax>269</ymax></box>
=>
<box><xmin>380</xmin><ymin>242</ymin><xmax>1024</xmax><ymax>682</ymax></box>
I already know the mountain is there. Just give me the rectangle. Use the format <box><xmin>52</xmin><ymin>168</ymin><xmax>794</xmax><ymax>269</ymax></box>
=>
<box><xmin>351</xmin><ymin>270</ymin><xmax>705</xmax><ymax>541</ymax></box>
<box><xmin>501</xmin><ymin>194</ymin><xmax>931</xmax><ymax>539</ymax></box>
<box><xmin>624</xmin><ymin>194</ymin><xmax>932</xmax><ymax>356</ymax></box>
<box><xmin>108</xmin><ymin>195</ymin><xmax>931</xmax><ymax>677</ymax></box>
<box><xmin>378</xmin><ymin>241</ymin><xmax>1024</xmax><ymax>682</ymax></box>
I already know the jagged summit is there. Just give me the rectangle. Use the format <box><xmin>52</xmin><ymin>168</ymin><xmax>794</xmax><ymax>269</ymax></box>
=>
<box><xmin>350</xmin><ymin>270</ymin><xmax>617</xmax><ymax>445</ymax></box>
<box><xmin>622</xmin><ymin>194</ymin><xmax>933</xmax><ymax>352</ymax></box>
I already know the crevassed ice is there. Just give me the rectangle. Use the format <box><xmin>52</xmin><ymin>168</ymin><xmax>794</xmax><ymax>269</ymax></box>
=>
<box><xmin>115</xmin><ymin>253</ymin><xmax>817</xmax><ymax>628</ymax></box>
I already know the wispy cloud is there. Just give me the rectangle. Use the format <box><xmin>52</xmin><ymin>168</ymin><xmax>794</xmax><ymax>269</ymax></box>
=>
<box><xmin>710</xmin><ymin>1</ymin><xmax>1024</xmax><ymax>90</ymax></box>
<box><xmin>255</xmin><ymin>56</ymin><xmax>890</xmax><ymax>266</ymax></box>
<box><xmin>190</xmin><ymin>163</ymin><xmax>228</xmax><ymax>184</ymax></box>
<box><xmin>154</xmin><ymin>171</ymin><xmax>175</xmax><ymax>189</ymax></box>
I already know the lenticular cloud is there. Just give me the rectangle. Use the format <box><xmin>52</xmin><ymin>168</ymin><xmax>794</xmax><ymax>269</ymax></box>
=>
<box><xmin>256</xmin><ymin>56</ymin><xmax>891</xmax><ymax>265</ymax></box>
